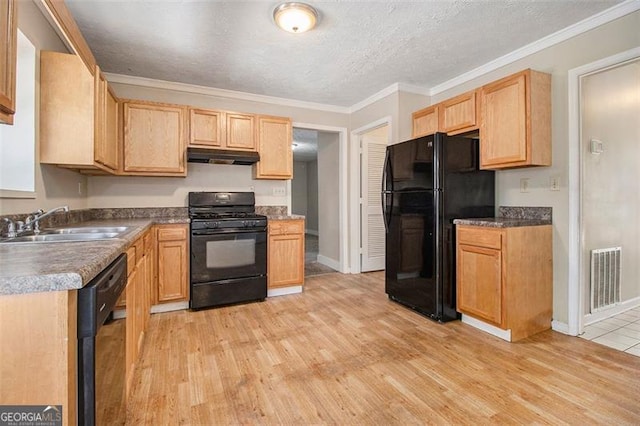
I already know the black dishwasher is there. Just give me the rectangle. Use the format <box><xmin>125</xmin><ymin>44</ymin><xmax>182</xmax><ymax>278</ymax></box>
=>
<box><xmin>77</xmin><ymin>254</ymin><xmax>127</xmax><ymax>426</ymax></box>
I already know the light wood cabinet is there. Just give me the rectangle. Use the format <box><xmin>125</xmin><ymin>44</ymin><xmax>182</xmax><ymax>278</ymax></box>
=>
<box><xmin>0</xmin><ymin>0</ymin><xmax>17</xmax><ymax>125</ymax></box>
<box><xmin>40</xmin><ymin>52</ymin><xmax>118</xmax><ymax>173</ymax></box>
<box><xmin>268</xmin><ymin>219</ymin><xmax>304</xmax><ymax>288</ymax></box>
<box><xmin>226</xmin><ymin>112</ymin><xmax>256</xmax><ymax>150</ymax></box>
<box><xmin>122</xmin><ymin>100</ymin><xmax>187</xmax><ymax>176</ymax></box>
<box><xmin>439</xmin><ymin>90</ymin><xmax>479</xmax><ymax>135</ymax></box>
<box><xmin>189</xmin><ymin>108</ymin><xmax>258</xmax><ymax>152</ymax></box>
<box><xmin>412</xmin><ymin>105</ymin><xmax>439</xmax><ymax>138</ymax></box>
<box><xmin>456</xmin><ymin>224</ymin><xmax>552</xmax><ymax>341</ymax></box>
<box><xmin>480</xmin><ymin>69</ymin><xmax>551</xmax><ymax>169</ymax></box>
<box><xmin>156</xmin><ymin>224</ymin><xmax>189</xmax><ymax>303</ymax></box>
<box><xmin>254</xmin><ymin>115</ymin><xmax>293</xmax><ymax>179</ymax></box>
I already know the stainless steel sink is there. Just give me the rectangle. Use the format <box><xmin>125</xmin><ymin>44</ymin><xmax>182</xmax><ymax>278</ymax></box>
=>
<box><xmin>1</xmin><ymin>232</ymin><xmax>120</xmax><ymax>243</ymax></box>
<box><xmin>41</xmin><ymin>226</ymin><xmax>131</xmax><ymax>235</ymax></box>
<box><xmin>0</xmin><ymin>226</ymin><xmax>133</xmax><ymax>244</ymax></box>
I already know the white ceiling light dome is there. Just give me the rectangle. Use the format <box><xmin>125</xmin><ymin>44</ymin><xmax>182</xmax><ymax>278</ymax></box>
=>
<box><xmin>273</xmin><ymin>2</ymin><xmax>318</xmax><ymax>34</ymax></box>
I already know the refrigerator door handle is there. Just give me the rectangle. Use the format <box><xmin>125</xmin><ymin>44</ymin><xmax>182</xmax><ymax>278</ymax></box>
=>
<box><xmin>381</xmin><ymin>149</ymin><xmax>392</xmax><ymax>232</ymax></box>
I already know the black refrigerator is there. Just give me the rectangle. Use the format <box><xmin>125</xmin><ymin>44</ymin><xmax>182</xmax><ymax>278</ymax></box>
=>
<box><xmin>382</xmin><ymin>133</ymin><xmax>494</xmax><ymax>322</ymax></box>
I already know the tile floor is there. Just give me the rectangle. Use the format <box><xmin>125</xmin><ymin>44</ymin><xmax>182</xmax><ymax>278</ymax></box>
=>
<box><xmin>579</xmin><ymin>306</ymin><xmax>640</xmax><ymax>357</ymax></box>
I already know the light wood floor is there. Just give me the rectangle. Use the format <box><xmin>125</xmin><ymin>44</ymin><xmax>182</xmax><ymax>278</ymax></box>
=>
<box><xmin>128</xmin><ymin>272</ymin><xmax>640</xmax><ymax>424</ymax></box>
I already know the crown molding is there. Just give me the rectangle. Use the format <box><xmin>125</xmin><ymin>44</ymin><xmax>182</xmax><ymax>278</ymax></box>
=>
<box><xmin>104</xmin><ymin>73</ymin><xmax>352</xmax><ymax>114</ymax></box>
<box><xmin>348</xmin><ymin>82</ymin><xmax>430</xmax><ymax>113</ymax></box>
<box><xmin>429</xmin><ymin>0</ymin><xmax>640</xmax><ymax>96</ymax></box>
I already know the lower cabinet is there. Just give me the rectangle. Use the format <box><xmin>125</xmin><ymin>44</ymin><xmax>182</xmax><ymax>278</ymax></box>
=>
<box><xmin>268</xmin><ymin>219</ymin><xmax>305</xmax><ymax>289</ymax></box>
<box><xmin>456</xmin><ymin>224</ymin><xmax>552</xmax><ymax>341</ymax></box>
<box><xmin>156</xmin><ymin>224</ymin><xmax>189</xmax><ymax>303</ymax></box>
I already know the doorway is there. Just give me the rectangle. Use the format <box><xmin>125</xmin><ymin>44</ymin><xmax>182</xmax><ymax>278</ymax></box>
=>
<box><xmin>568</xmin><ymin>49</ymin><xmax>640</xmax><ymax>355</ymax></box>
<box><xmin>291</xmin><ymin>126</ymin><xmax>345</xmax><ymax>276</ymax></box>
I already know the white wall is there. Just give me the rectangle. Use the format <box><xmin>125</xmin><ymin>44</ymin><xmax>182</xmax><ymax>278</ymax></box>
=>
<box><xmin>581</xmin><ymin>59</ymin><xmax>640</xmax><ymax>307</ymax></box>
<box><xmin>317</xmin><ymin>133</ymin><xmax>340</xmax><ymax>263</ymax></box>
<box><xmin>291</xmin><ymin>161</ymin><xmax>308</xmax><ymax>217</ymax></box>
<box><xmin>429</xmin><ymin>11</ymin><xmax>640</xmax><ymax>324</ymax></box>
<box><xmin>0</xmin><ymin>1</ymin><xmax>89</xmax><ymax>215</ymax></box>
<box><xmin>306</xmin><ymin>160</ymin><xmax>319</xmax><ymax>233</ymax></box>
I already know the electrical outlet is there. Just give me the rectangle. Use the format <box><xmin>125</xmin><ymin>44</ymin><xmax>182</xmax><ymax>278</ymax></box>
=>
<box><xmin>520</xmin><ymin>178</ymin><xmax>530</xmax><ymax>193</ymax></box>
<box><xmin>273</xmin><ymin>187</ymin><xmax>286</xmax><ymax>196</ymax></box>
<box><xmin>550</xmin><ymin>175</ymin><xmax>560</xmax><ymax>191</ymax></box>
<box><xmin>78</xmin><ymin>182</ymin><xmax>83</xmax><ymax>196</ymax></box>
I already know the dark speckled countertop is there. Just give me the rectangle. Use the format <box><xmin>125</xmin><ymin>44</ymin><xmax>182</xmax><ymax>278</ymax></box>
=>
<box><xmin>453</xmin><ymin>206</ymin><xmax>552</xmax><ymax>228</ymax></box>
<box><xmin>0</xmin><ymin>216</ymin><xmax>188</xmax><ymax>296</ymax></box>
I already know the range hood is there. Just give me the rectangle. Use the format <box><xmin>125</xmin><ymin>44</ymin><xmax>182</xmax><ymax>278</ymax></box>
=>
<box><xmin>187</xmin><ymin>147</ymin><xmax>260</xmax><ymax>165</ymax></box>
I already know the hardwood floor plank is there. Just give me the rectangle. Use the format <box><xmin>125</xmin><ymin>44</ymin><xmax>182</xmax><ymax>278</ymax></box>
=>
<box><xmin>127</xmin><ymin>271</ymin><xmax>640</xmax><ymax>424</ymax></box>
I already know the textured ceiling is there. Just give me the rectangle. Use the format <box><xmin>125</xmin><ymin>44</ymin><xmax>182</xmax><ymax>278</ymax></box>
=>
<box><xmin>65</xmin><ymin>0</ymin><xmax>621</xmax><ymax>107</ymax></box>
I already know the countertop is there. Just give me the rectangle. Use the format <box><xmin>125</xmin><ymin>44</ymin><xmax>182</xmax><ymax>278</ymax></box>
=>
<box><xmin>453</xmin><ymin>217</ymin><xmax>552</xmax><ymax>228</ymax></box>
<box><xmin>0</xmin><ymin>217</ymin><xmax>188</xmax><ymax>296</ymax></box>
<box><xmin>266</xmin><ymin>214</ymin><xmax>305</xmax><ymax>221</ymax></box>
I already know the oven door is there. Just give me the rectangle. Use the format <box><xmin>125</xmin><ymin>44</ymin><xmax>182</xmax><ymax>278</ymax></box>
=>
<box><xmin>190</xmin><ymin>229</ymin><xmax>267</xmax><ymax>283</ymax></box>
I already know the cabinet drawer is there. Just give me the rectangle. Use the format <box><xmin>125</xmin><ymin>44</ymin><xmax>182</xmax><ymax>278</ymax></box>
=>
<box><xmin>458</xmin><ymin>226</ymin><xmax>502</xmax><ymax>249</ymax></box>
<box><xmin>157</xmin><ymin>227</ymin><xmax>187</xmax><ymax>242</ymax></box>
<box><xmin>269</xmin><ymin>220</ymin><xmax>304</xmax><ymax>236</ymax></box>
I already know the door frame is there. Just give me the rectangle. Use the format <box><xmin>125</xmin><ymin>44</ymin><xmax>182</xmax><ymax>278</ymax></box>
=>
<box><xmin>292</xmin><ymin>122</ymin><xmax>349</xmax><ymax>273</ymax></box>
<box><xmin>349</xmin><ymin>116</ymin><xmax>392</xmax><ymax>274</ymax></box>
<box><xmin>567</xmin><ymin>47</ymin><xmax>640</xmax><ymax>336</ymax></box>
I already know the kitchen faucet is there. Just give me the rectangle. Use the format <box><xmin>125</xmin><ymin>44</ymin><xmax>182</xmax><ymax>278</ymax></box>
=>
<box><xmin>2</xmin><ymin>206</ymin><xmax>69</xmax><ymax>237</ymax></box>
<box><xmin>26</xmin><ymin>206</ymin><xmax>69</xmax><ymax>234</ymax></box>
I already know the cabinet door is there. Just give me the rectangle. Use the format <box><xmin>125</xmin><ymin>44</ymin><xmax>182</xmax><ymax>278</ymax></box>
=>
<box><xmin>125</xmin><ymin>267</ymin><xmax>138</xmax><ymax>396</ymax></box>
<box><xmin>439</xmin><ymin>90</ymin><xmax>479</xmax><ymax>135</ymax></box>
<box><xmin>480</xmin><ymin>73</ymin><xmax>527</xmax><ymax>167</ymax></box>
<box><xmin>0</xmin><ymin>0</ymin><xmax>17</xmax><ymax>125</ymax></box>
<box><xmin>123</xmin><ymin>101</ymin><xmax>186</xmax><ymax>175</ymax></box>
<box><xmin>189</xmin><ymin>108</ymin><xmax>224</xmax><ymax>148</ymax></box>
<box><xmin>457</xmin><ymin>244</ymin><xmax>503</xmax><ymax>327</ymax></box>
<box><xmin>226</xmin><ymin>112</ymin><xmax>256</xmax><ymax>150</ymax></box>
<box><xmin>412</xmin><ymin>105</ymin><xmax>439</xmax><ymax>138</ymax></box>
<box><xmin>268</xmin><ymin>233</ymin><xmax>304</xmax><ymax>288</ymax></box>
<box><xmin>157</xmin><ymin>225</ymin><xmax>189</xmax><ymax>303</ymax></box>
<box><xmin>254</xmin><ymin>115</ymin><xmax>292</xmax><ymax>179</ymax></box>
<box><xmin>94</xmin><ymin>71</ymin><xmax>118</xmax><ymax>171</ymax></box>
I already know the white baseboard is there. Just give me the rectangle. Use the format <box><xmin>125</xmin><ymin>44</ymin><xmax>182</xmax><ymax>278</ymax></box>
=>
<box><xmin>151</xmin><ymin>301</ymin><xmax>189</xmax><ymax>314</ymax></box>
<box><xmin>551</xmin><ymin>320</ymin><xmax>572</xmax><ymax>335</ymax></box>
<box><xmin>268</xmin><ymin>286</ymin><xmax>303</xmax><ymax>297</ymax></box>
<box><xmin>585</xmin><ymin>296</ymin><xmax>640</xmax><ymax>326</ymax></box>
<box><xmin>317</xmin><ymin>254</ymin><xmax>340</xmax><ymax>271</ymax></box>
<box><xmin>461</xmin><ymin>314</ymin><xmax>512</xmax><ymax>342</ymax></box>
<box><xmin>305</xmin><ymin>229</ymin><xmax>318</xmax><ymax>236</ymax></box>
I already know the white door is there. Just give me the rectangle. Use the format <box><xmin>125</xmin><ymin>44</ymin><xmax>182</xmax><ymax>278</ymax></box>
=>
<box><xmin>361</xmin><ymin>125</ymin><xmax>388</xmax><ymax>272</ymax></box>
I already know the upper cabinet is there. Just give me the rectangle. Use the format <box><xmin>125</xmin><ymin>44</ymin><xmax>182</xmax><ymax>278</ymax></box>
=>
<box><xmin>411</xmin><ymin>105</ymin><xmax>439</xmax><ymax>138</ymax></box>
<box><xmin>226</xmin><ymin>112</ymin><xmax>256</xmax><ymax>151</ymax></box>
<box><xmin>121</xmin><ymin>100</ymin><xmax>187</xmax><ymax>176</ymax></box>
<box><xmin>40</xmin><ymin>52</ymin><xmax>119</xmax><ymax>174</ymax></box>
<box><xmin>438</xmin><ymin>89</ymin><xmax>479</xmax><ymax>135</ymax></box>
<box><xmin>253</xmin><ymin>115</ymin><xmax>292</xmax><ymax>180</ymax></box>
<box><xmin>188</xmin><ymin>108</ymin><xmax>257</xmax><ymax>152</ymax></box>
<box><xmin>410</xmin><ymin>69</ymin><xmax>551</xmax><ymax>170</ymax></box>
<box><xmin>0</xmin><ymin>0</ymin><xmax>17</xmax><ymax>125</ymax></box>
<box><xmin>480</xmin><ymin>69</ymin><xmax>551</xmax><ymax>169</ymax></box>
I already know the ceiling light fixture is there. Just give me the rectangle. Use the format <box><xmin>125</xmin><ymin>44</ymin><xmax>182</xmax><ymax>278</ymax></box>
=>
<box><xmin>273</xmin><ymin>2</ymin><xmax>318</xmax><ymax>34</ymax></box>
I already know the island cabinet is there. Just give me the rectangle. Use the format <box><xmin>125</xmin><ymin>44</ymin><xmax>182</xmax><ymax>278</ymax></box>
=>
<box><xmin>40</xmin><ymin>52</ymin><xmax>119</xmax><ymax>174</ymax></box>
<box><xmin>189</xmin><ymin>108</ymin><xmax>257</xmax><ymax>151</ymax></box>
<box><xmin>456</xmin><ymin>224</ymin><xmax>552</xmax><ymax>341</ymax></box>
<box><xmin>155</xmin><ymin>224</ymin><xmax>189</xmax><ymax>303</ymax></box>
<box><xmin>479</xmin><ymin>69</ymin><xmax>551</xmax><ymax>169</ymax></box>
<box><xmin>253</xmin><ymin>115</ymin><xmax>293</xmax><ymax>179</ymax></box>
<box><xmin>268</xmin><ymin>219</ymin><xmax>304</xmax><ymax>289</ymax></box>
<box><xmin>0</xmin><ymin>0</ymin><xmax>17</xmax><ymax>125</ymax></box>
<box><xmin>121</xmin><ymin>100</ymin><xmax>187</xmax><ymax>176</ymax></box>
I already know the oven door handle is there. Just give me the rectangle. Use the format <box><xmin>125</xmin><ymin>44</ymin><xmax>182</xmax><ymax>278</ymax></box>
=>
<box><xmin>191</xmin><ymin>228</ymin><xmax>266</xmax><ymax>236</ymax></box>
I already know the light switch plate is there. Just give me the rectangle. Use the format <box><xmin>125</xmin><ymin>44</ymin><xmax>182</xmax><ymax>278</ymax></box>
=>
<box><xmin>550</xmin><ymin>176</ymin><xmax>560</xmax><ymax>191</ymax></box>
<box><xmin>273</xmin><ymin>187</ymin><xmax>286</xmax><ymax>196</ymax></box>
<box><xmin>520</xmin><ymin>178</ymin><xmax>529</xmax><ymax>193</ymax></box>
